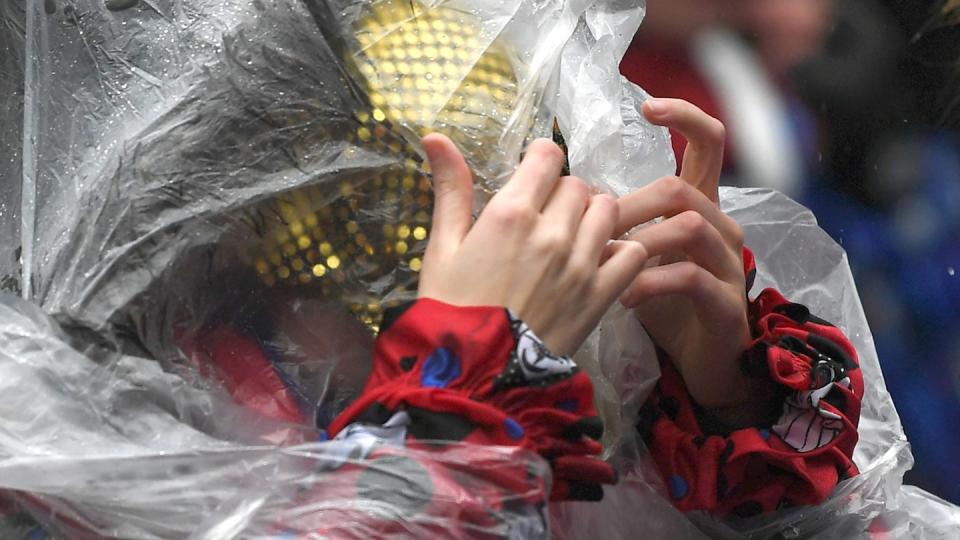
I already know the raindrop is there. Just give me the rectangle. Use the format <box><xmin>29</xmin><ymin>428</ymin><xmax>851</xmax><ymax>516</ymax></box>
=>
<box><xmin>44</xmin><ymin>0</ymin><xmax>57</xmax><ymax>15</ymax></box>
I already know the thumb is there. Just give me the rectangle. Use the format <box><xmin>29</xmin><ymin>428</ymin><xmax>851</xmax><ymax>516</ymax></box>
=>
<box><xmin>422</xmin><ymin>133</ymin><xmax>474</xmax><ymax>250</ymax></box>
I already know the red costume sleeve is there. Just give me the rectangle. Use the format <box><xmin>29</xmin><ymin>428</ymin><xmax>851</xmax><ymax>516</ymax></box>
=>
<box><xmin>639</xmin><ymin>249</ymin><xmax>864</xmax><ymax>517</ymax></box>
<box><xmin>329</xmin><ymin>298</ymin><xmax>616</xmax><ymax>502</ymax></box>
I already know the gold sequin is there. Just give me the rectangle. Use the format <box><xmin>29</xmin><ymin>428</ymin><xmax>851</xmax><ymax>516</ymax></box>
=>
<box><xmin>245</xmin><ymin>0</ymin><xmax>520</xmax><ymax>333</ymax></box>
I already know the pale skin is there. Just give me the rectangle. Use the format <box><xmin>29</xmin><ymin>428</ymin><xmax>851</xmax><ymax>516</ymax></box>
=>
<box><xmin>419</xmin><ymin>98</ymin><xmax>753</xmax><ymax>412</ymax></box>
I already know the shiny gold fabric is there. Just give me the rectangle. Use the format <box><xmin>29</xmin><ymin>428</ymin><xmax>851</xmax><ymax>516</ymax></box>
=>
<box><xmin>244</xmin><ymin>0</ymin><xmax>519</xmax><ymax>329</ymax></box>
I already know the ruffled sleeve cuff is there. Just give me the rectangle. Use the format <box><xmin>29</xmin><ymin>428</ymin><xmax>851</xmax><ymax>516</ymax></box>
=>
<box><xmin>639</xmin><ymin>248</ymin><xmax>864</xmax><ymax>516</ymax></box>
<box><xmin>329</xmin><ymin>298</ymin><xmax>616</xmax><ymax>501</ymax></box>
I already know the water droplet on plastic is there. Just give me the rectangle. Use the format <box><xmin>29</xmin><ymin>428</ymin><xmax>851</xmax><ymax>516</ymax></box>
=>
<box><xmin>949</xmin><ymin>267</ymin><xmax>955</xmax><ymax>277</ymax></box>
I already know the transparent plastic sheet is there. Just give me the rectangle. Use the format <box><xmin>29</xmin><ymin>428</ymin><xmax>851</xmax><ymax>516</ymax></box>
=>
<box><xmin>0</xmin><ymin>0</ymin><xmax>25</xmax><ymax>294</ymax></box>
<box><xmin>7</xmin><ymin>0</ymin><xmax>662</xmax><ymax>537</ymax></box>
<box><xmin>8</xmin><ymin>0</ymin><xmax>959</xmax><ymax>539</ymax></box>
<box><xmin>553</xmin><ymin>0</ymin><xmax>675</xmax><ymax>196</ymax></box>
<box><xmin>0</xmin><ymin>291</ymin><xmax>552</xmax><ymax>538</ymax></box>
<box><xmin>19</xmin><ymin>0</ymin><xmax>656</xmax><ymax>323</ymax></box>
<box><xmin>17</xmin><ymin>0</ymin><xmax>670</xmax><ymax>456</ymax></box>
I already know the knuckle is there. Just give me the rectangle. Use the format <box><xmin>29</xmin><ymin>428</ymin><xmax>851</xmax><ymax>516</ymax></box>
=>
<box><xmin>658</xmin><ymin>175</ymin><xmax>689</xmax><ymax>201</ymax></box>
<box><xmin>623</xmin><ymin>241</ymin><xmax>648</xmax><ymax>263</ymax></box>
<box><xmin>593</xmin><ymin>193</ymin><xmax>617</xmax><ymax>209</ymax></box>
<box><xmin>592</xmin><ymin>193</ymin><xmax>619</xmax><ymax>221</ymax></box>
<box><xmin>677</xmin><ymin>210</ymin><xmax>709</xmax><ymax>237</ymax></box>
<box><xmin>613</xmin><ymin>241</ymin><xmax>647</xmax><ymax>270</ymax></box>
<box><xmin>706</xmin><ymin>117</ymin><xmax>727</xmax><ymax>144</ymax></box>
<box><xmin>547</xmin><ymin>228</ymin><xmax>574</xmax><ymax>251</ymax></box>
<box><xmin>535</xmin><ymin>228</ymin><xmax>573</xmax><ymax>257</ymax></box>
<box><xmin>678</xmin><ymin>262</ymin><xmax>706</xmax><ymax>290</ymax></box>
<box><xmin>565</xmin><ymin>175</ymin><xmax>590</xmax><ymax>196</ymax></box>
<box><xmin>565</xmin><ymin>259</ymin><xmax>594</xmax><ymax>287</ymax></box>
<box><xmin>489</xmin><ymin>200</ymin><xmax>536</xmax><ymax>228</ymax></box>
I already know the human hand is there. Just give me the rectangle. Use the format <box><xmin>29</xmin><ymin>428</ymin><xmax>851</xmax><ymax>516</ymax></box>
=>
<box><xmin>617</xmin><ymin>98</ymin><xmax>751</xmax><ymax>409</ymax></box>
<box><xmin>418</xmin><ymin>134</ymin><xmax>648</xmax><ymax>356</ymax></box>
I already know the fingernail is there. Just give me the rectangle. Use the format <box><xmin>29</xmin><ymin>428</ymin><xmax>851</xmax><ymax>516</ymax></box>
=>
<box><xmin>645</xmin><ymin>99</ymin><xmax>667</xmax><ymax>116</ymax></box>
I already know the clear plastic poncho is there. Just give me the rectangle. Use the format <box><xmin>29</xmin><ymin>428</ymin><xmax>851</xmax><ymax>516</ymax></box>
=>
<box><xmin>0</xmin><ymin>0</ymin><xmax>958</xmax><ymax>538</ymax></box>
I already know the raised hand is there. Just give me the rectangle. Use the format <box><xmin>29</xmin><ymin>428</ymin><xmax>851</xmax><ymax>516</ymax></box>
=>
<box><xmin>617</xmin><ymin>99</ymin><xmax>752</xmax><ymax>409</ymax></box>
<box><xmin>418</xmin><ymin>134</ymin><xmax>649</xmax><ymax>356</ymax></box>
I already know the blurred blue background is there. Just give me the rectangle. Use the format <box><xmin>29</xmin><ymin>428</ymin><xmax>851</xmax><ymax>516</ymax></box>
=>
<box><xmin>621</xmin><ymin>0</ymin><xmax>960</xmax><ymax>504</ymax></box>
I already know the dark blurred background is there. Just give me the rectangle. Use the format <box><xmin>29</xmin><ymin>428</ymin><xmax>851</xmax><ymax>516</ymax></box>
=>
<box><xmin>620</xmin><ymin>0</ymin><xmax>960</xmax><ymax>504</ymax></box>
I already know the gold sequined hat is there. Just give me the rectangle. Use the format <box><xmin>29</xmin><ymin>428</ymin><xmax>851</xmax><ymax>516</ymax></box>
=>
<box><xmin>242</xmin><ymin>0</ymin><xmax>524</xmax><ymax>329</ymax></box>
